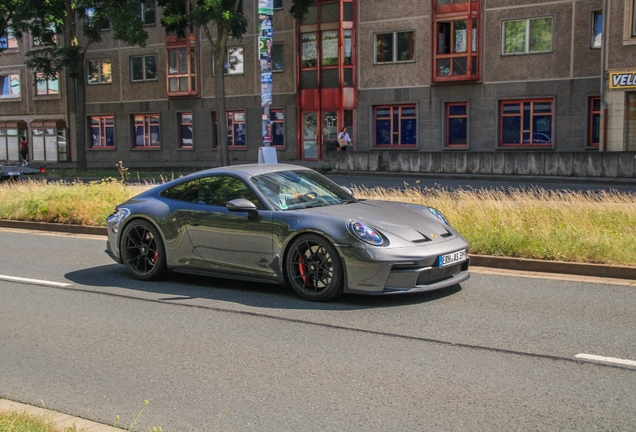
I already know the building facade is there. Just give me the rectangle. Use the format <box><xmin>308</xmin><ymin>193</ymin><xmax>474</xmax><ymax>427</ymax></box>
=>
<box><xmin>1</xmin><ymin>0</ymin><xmax>636</xmax><ymax>167</ymax></box>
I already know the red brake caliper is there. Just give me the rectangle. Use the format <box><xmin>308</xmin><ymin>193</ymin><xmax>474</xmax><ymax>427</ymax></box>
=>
<box><xmin>298</xmin><ymin>255</ymin><xmax>308</xmax><ymax>285</ymax></box>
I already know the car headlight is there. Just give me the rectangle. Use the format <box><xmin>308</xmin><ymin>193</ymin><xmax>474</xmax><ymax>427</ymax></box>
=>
<box><xmin>346</xmin><ymin>220</ymin><xmax>384</xmax><ymax>246</ymax></box>
<box><xmin>107</xmin><ymin>207</ymin><xmax>130</xmax><ymax>234</ymax></box>
<box><xmin>427</xmin><ymin>207</ymin><xmax>449</xmax><ymax>225</ymax></box>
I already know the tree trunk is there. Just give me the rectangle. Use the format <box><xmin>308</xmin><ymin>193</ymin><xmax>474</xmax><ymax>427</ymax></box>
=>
<box><xmin>74</xmin><ymin>69</ymin><xmax>87</xmax><ymax>171</ymax></box>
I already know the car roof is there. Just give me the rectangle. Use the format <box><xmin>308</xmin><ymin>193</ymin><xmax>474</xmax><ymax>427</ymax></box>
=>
<box><xmin>195</xmin><ymin>163</ymin><xmax>313</xmax><ymax>177</ymax></box>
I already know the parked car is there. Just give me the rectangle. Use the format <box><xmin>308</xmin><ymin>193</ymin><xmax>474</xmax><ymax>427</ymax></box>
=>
<box><xmin>106</xmin><ymin>164</ymin><xmax>469</xmax><ymax>301</ymax></box>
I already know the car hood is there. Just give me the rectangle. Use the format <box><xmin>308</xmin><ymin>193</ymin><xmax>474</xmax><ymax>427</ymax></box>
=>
<box><xmin>302</xmin><ymin>200</ymin><xmax>454</xmax><ymax>243</ymax></box>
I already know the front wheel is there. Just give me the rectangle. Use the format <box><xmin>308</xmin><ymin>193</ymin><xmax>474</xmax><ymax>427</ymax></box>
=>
<box><xmin>285</xmin><ymin>234</ymin><xmax>343</xmax><ymax>301</ymax></box>
<box><xmin>121</xmin><ymin>219</ymin><xmax>167</xmax><ymax>281</ymax></box>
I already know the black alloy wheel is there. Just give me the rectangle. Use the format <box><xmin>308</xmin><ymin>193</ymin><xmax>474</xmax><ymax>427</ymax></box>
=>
<box><xmin>121</xmin><ymin>219</ymin><xmax>167</xmax><ymax>281</ymax></box>
<box><xmin>286</xmin><ymin>234</ymin><xmax>343</xmax><ymax>301</ymax></box>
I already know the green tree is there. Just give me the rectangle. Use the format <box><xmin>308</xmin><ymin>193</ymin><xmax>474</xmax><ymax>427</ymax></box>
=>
<box><xmin>159</xmin><ymin>0</ymin><xmax>247</xmax><ymax>166</ymax></box>
<box><xmin>159</xmin><ymin>0</ymin><xmax>315</xmax><ymax>167</ymax></box>
<box><xmin>6</xmin><ymin>0</ymin><xmax>148</xmax><ymax>170</ymax></box>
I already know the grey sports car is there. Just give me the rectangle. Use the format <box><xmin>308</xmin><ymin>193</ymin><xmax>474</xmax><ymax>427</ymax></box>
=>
<box><xmin>106</xmin><ymin>163</ymin><xmax>469</xmax><ymax>301</ymax></box>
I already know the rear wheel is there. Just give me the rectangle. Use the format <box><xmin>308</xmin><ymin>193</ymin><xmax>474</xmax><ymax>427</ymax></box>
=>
<box><xmin>121</xmin><ymin>219</ymin><xmax>167</xmax><ymax>281</ymax></box>
<box><xmin>286</xmin><ymin>234</ymin><xmax>343</xmax><ymax>301</ymax></box>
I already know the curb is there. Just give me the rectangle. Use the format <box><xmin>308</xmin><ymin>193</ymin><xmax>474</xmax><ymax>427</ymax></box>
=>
<box><xmin>0</xmin><ymin>398</ymin><xmax>125</xmax><ymax>432</ymax></box>
<box><xmin>2</xmin><ymin>219</ymin><xmax>635</xmax><ymax>281</ymax></box>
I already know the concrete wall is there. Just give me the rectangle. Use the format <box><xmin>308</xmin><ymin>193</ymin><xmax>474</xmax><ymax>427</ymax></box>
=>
<box><xmin>331</xmin><ymin>150</ymin><xmax>636</xmax><ymax>178</ymax></box>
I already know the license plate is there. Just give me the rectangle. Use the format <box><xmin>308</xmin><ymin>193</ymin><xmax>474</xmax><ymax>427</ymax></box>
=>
<box><xmin>438</xmin><ymin>249</ymin><xmax>467</xmax><ymax>267</ymax></box>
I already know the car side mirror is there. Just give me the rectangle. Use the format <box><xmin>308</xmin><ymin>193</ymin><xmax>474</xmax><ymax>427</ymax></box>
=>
<box><xmin>227</xmin><ymin>198</ymin><xmax>258</xmax><ymax>217</ymax></box>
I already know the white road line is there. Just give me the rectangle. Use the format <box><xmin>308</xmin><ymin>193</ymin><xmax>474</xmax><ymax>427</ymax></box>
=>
<box><xmin>576</xmin><ymin>353</ymin><xmax>636</xmax><ymax>367</ymax></box>
<box><xmin>0</xmin><ymin>274</ymin><xmax>71</xmax><ymax>288</ymax></box>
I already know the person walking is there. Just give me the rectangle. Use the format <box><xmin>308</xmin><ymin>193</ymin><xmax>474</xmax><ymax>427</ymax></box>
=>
<box><xmin>337</xmin><ymin>127</ymin><xmax>352</xmax><ymax>151</ymax></box>
<box><xmin>19</xmin><ymin>136</ymin><xmax>29</xmax><ymax>166</ymax></box>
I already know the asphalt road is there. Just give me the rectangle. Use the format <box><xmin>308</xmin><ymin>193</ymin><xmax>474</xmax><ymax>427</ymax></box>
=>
<box><xmin>1</xmin><ymin>229</ymin><xmax>635</xmax><ymax>431</ymax></box>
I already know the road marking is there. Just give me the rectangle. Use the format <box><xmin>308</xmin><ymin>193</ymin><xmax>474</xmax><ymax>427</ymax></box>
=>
<box><xmin>576</xmin><ymin>353</ymin><xmax>636</xmax><ymax>367</ymax></box>
<box><xmin>0</xmin><ymin>274</ymin><xmax>71</xmax><ymax>288</ymax></box>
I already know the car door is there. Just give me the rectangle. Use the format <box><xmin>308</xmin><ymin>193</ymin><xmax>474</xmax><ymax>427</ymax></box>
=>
<box><xmin>184</xmin><ymin>175</ymin><xmax>275</xmax><ymax>278</ymax></box>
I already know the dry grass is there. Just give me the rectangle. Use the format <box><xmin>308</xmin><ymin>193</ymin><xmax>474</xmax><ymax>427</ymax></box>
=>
<box><xmin>0</xmin><ymin>179</ymin><xmax>147</xmax><ymax>227</ymax></box>
<box><xmin>354</xmin><ymin>185</ymin><xmax>636</xmax><ymax>266</ymax></box>
<box><xmin>1</xmin><ymin>179</ymin><xmax>634</xmax><ymax>266</ymax></box>
<box><xmin>0</xmin><ymin>409</ymin><xmax>82</xmax><ymax>431</ymax></box>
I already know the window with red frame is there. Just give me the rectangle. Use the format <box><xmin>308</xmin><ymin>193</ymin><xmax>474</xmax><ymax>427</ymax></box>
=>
<box><xmin>227</xmin><ymin>111</ymin><xmax>246</xmax><ymax>147</ymax></box>
<box><xmin>446</xmin><ymin>102</ymin><xmax>468</xmax><ymax>147</ymax></box>
<box><xmin>89</xmin><ymin>116</ymin><xmax>114</xmax><ymax>148</ymax></box>
<box><xmin>434</xmin><ymin>0</ymin><xmax>480</xmax><ymax>82</ymax></box>
<box><xmin>374</xmin><ymin>105</ymin><xmax>417</xmax><ymax>147</ymax></box>
<box><xmin>179</xmin><ymin>112</ymin><xmax>193</xmax><ymax>148</ymax></box>
<box><xmin>133</xmin><ymin>114</ymin><xmax>160</xmax><ymax>148</ymax></box>
<box><xmin>589</xmin><ymin>97</ymin><xmax>601</xmax><ymax>147</ymax></box>
<box><xmin>500</xmin><ymin>99</ymin><xmax>553</xmax><ymax>146</ymax></box>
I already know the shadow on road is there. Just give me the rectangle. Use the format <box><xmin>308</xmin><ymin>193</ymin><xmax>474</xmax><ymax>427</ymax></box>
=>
<box><xmin>64</xmin><ymin>264</ymin><xmax>463</xmax><ymax>311</ymax></box>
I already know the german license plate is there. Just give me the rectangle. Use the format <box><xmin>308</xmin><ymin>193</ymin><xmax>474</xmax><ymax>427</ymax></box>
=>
<box><xmin>438</xmin><ymin>249</ymin><xmax>467</xmax><ymax>267</ymax></box>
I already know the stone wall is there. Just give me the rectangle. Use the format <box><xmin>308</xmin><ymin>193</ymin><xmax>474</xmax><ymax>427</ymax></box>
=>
<box><xmin>330</xmin><ymin>151</ymin><xmax>636</xmax><ymax>178</ymax></box>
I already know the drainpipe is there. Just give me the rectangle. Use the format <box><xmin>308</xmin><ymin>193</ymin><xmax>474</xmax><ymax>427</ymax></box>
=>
<box><xmin>600</xmin><ymin>0</ymin><xmax>609</xmax><ymax>151</ymax></box>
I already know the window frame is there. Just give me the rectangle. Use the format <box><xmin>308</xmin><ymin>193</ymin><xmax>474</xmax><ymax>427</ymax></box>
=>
<box><xmin>87</xmin><ymin>59</ymin><xmax>112</xmax><ymax>84</ymax></box>
<box><xmin>0</xmin><ymin>30</ymin><xmax>18</xmax><ymax>50</ymax></box>
<box><xmin>178</xmin><ymin>112</ymin><xmax>193</xmax><ymax>149</ymax></box>
<box><xmin>224</xmin><ymin>46</ymin><xmax>245</xmax><ymax>75</ymax></box>
<box><xmin>132</xmin><ymin>113</ymin><xmax>161</xmax><ymax>148</ymax></box>
<box><xmin>0</xmin><ymin>73</ymin><xmax>21</xmax><ymax>99</ymax></box>
<box><xmin>374</xmin><ymin>30</ymin><xmax>415</xmax><ymax>64</ymax></box>
<box><xmin>89</xmin><ymin>115</ymin><xmax>115</xmax><ymax>149</ymax></box>
<box><xmin>633</xmin><ymin>0</ymin><xmax>636</xmax><ymax>37</ymax></box>
<box><xmin>499</xmin><ymin>98</ymin><xmax>554</xmax><ymax>147</ymax></box>
<box><xmin>167</xmin><ymin>43</ymin><xmax>198</xmax><ymax>96</ymax></box>
<box><xmin>588</xmin><ymin>97</ymin><xmax>601</xmax><ymax>148</ymax></box>
<box><xmin>35</xmin><ymin>72</ymin><xmax>59</xmax><ymax>96</ymax></box>
<box><xmin>271</xmin><ymin>43</ymin><xmax>284</xmax><ymax>72</ymax></box>
<box><xmin>501</xmin><ymin>17</ymin><xmax>554</xmax><ymax>55</ymax></box>
<box><xmin>445</xmin><ymin>102</ymin><xmax>468</xmax><ymax>148</ymax></box>
<box><xmin>32</xmin><ymin>24</ymin><xmax>57</xmax><ymax>47</ymax></box>
<box><xmin>273</xmin><ymin>0</ymin><xmax>283</xmax><ymax>10</ymax></box>
<box><xmin>270</xmin><ymin>109</ymin><xmax>285</xmax><ymax>148</ymax></box>
<box><xmin>130</xmin><ymin>54</ymin><xmax>158</xmax><ymax>82</ymax></box>
<box><xmin>139</xmin><ymin>0</ymin><xmax>157</xmax><ymax>25</ymax></box>
<box><xmin>226</xmin><ymin>110</ymin><xmax>246</xmax><ymax>148</ymax></box>
<box><xmin>373</xmin><ymin>104</ymin><xmax>417</xmax><ymax>148</ymax></box>
<box><xmin>591</xmin><ymin>11</ymin><xmax>603</xmax><ymax>50</ymax></box>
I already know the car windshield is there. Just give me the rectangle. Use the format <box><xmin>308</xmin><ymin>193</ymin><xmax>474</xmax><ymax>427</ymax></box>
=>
<box><xmin>251</xmin><ymin>169</ymin><xmax>357</xmax><ymax>211</ymax></box>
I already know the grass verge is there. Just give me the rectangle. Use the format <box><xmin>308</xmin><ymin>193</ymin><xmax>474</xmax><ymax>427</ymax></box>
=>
<box><xmin>0</xmin><ymin>409</ymin><xmax>81</xmax><ymax>431</ymax></box>
<box><xmin>1</xmin><ymin>179</ymin><xmax>635</xmax><ymax>266</ymax></box>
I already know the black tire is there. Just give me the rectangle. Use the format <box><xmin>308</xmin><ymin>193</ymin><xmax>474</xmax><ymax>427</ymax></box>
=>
<box><xmin>285</xmin><ymin>234</ymin><xmax>343</xmax><ymax>301</ymax></box>
<box><xmin>120</xmin><ymin>219</ymin><xmax>167</xmax><ymax>281</ymax></box>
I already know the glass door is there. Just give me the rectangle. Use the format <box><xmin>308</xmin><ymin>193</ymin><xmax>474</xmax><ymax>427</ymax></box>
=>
<box><xmin>322</xmin><ymin>111</ymin><xmax>338</xmax><ymax>156</ymax></box>
<box><xmin>302</xmin><ymin>112</ymin><xmax>318</xmax><ymax>159</ymax></box>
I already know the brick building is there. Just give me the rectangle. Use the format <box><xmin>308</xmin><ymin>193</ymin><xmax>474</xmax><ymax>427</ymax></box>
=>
<box><xmin>1</xmin><ymin>0</ymin><xmax>635</xmax><ymax>169</ymax></box>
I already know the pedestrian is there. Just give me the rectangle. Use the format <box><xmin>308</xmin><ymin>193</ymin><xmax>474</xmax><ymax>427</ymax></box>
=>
<box><xmin>20</xmin><ymin>136</ymin><xmax>29</xmax><ymax>166</ymax></box>
<box><xmin>337</xmin><ymin>127</ymin><xmax>352</xmax><ymax>151</ymax></box>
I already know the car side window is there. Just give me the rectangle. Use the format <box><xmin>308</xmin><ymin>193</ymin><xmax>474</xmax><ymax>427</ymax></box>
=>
<box><xmin>199</xmin><ymin>176</ymin><xmax>259</xmax><ymax>207</ymax></box>
<box><xmin>161</xmin><ymin>180</ymin><xmax>199</xmax><ymax>202</ymax></box>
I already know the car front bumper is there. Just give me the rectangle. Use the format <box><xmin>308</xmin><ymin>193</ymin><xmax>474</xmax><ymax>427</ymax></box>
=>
<box><xmin>338</xmin><ymin>236</ymin><xmax>470</xmax><ymax>295</ymax></box>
